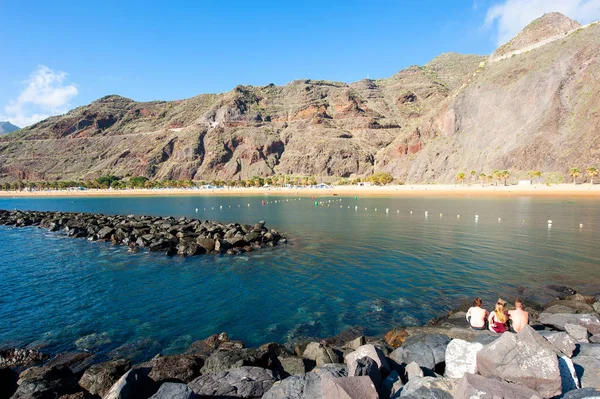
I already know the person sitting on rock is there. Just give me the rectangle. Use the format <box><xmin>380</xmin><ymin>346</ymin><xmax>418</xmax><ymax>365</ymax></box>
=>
<box><xmin>466</xmin><ymin>297</ymin><xmax>488</xmax><ymax>330</ymax></box>
<box><xmin>488</xmin><ymin>298</ymin><xmax>509</xmax><ymax>333</ymax></box>
<box><xmin>508</xmin><ymin>298</ymin><xmax>529</xmax><ymax>332</ymax></box>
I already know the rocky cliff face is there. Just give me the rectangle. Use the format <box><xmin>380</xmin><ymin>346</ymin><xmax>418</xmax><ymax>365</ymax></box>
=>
<box><xmin>1</xmin><ymin>14</ymin><xmax>598</xmax><ymax>183</ymax></box>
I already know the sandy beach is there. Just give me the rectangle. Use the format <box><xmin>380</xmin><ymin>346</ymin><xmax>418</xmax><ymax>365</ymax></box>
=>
<box><xmin>1</xmin><ymin>183</ymin><xmax>600</xmax><ymax>198</ymax></box>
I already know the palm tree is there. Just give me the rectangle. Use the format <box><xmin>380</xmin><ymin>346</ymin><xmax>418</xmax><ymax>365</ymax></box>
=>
<box><xmin>470</xmin><ymin>170</ymin><xmax>477</xmax><ymax>183</ymax></box>
<box><xmin>586</xmin><ymin>166</ymin><xmax>598</xmax><ymax>185</ymax></box>
<box><xmin>501</xmin><ymin>170</ymin><xmax>510</xmax><ymax>186</ymax></box>
<box><xmin>569</xmin><ymin>167</ymin><xmax>581</xmax><ymax>184</ymax></box>
<box><xmin>493</xmin><ymin>170</ymin><xmax>501</xmax><ymax>186</ymax></box>
<box><xmin>456</xmin><ymin>172</ymin><xmax>466</xmax><ymax>185</ymax></box>
<box><xmin>529</xmin><ymin>170</ymin><xmax>542</xmax><ymax>183</ymax></box>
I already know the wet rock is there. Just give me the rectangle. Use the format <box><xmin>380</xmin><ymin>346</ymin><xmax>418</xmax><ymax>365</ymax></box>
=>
<box><xmin>444</xmin><ymin>339</ymin><xmax>483</xmax><ymax>379</ymax></box>
<box><xmin>103</xmin><ymin>368</ymin><xmax>158</xmax><ymax>399</ymax></box>
<box><xmin>262</xmin><ymin>364</ymin><xmax>347</xmax><ymax>399</ymax></box>
<box><xmin>566</xmin><ymin>323</ymin><xmax>590</xmax><ymax>343</ymax></box>
<box><xmin>148</xmin><ymin>354</ymin><xmax>203</xmax><ymax>383</ymax></box>
<box><xmin>149</xmin><ymin>382</ymin><xmax>196</xmax><ymax>399</ymax></box>
<box><xmin>548</xmin><ymin>285</ymin><xmax>577</xmax><ymax>296</ymax></box>
<box><xmin>303</xmin><ymin>343</ymin><xmax>342</xmax><ymax>367</ymax></box>
<box><xmin>13</xmin><ymin>365</ymin><xmax>79</xmax><ymax>399</ymax></box>
<box><xmin>321</xmin><ymin>376</ymin><xmax>378</xmax><ymax>399</ymax></box>
<box><xmin>188</xmin><ymin>366</ymin><xmax>275</xmax><ymax>398</ymax></box>
<box><xmin>44</xmin><ymin>352</ymin><xmax>94</xmax><ymax>375</ymax></box>
<box><xmin>322</xmin><ymin>326</ymin><xmax>366</xmax><ymax>348</ymax></box>
<box><xmin>455</xmin><ymin>373</ymin><xmax>543</xmax><ymax>399</ymax></box>
<box><xmin>78</xmin><ymin>359</ymin><xmax>131</xmax><ymax>397</ymax></box>
<box><xmin>0</xmin><ymin>348</ymin><xmax>48</xmax><ymax>369</ymax></box>
<box><xmin>476</xmin><ymin>326</ymin><xmax>561</xmax><ymax>398</ymax></box>
<box><xmin>539</xmin><ymin>331</ymin><xmax>577</xmax><ymax>357</ymax></box>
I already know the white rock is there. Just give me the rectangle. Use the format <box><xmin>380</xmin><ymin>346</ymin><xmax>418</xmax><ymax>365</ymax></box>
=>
<box><xmin>444</xmin><ymin>339</ymin><xmax>483</xmax><ymax>379</ymax></box>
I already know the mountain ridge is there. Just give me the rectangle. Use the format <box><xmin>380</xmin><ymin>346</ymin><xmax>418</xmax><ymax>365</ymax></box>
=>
<box><xmin>1</xmin><ymin>14</ymin><xmax>599</xmax><ymax>184</ymax></box>
<box><xmin>0</xmin><ymin>121</ymin><xmax>20</xmax><ymax>135</ymax></box>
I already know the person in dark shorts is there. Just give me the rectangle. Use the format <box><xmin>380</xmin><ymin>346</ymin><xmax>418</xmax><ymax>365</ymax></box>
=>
<box><xmin>466</xmin><ymin>297</ymin><xmax>488</xmax><ymax>330</ymax></box>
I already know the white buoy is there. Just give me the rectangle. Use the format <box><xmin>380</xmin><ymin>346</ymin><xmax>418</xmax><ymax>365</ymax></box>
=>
<box><xmin>340</xmin><ymin>205</ymin><xmax>342</xmax><ymax>208</ymax></box>
<box><xmin>397</xmin><ymin>210</ymin><xmax>399</xmax><ymax>214</ymax></box>
<box><xmin>522</xmin><ymin>220</ymin><xmax>525</xmax><ymax>223</ymax></box>
<box><xmin>386</xmin><ymin>208</ymin><xmax>389</xmax><ymax>213</ymax></box>
<box><xmin>195</xmin><ymin>208</ymin><xmax>198</xmax><ymax>213</ymax></box>
<box><xmin>212</xmin><ymin>207</ymin><xmax>214</xmax><ymax>210</ymax></box>
<box><xmin>375</xmin><ymin>208</ymin><xmax>377</xmax><ymax>212</ymax></box>
<box><xmin>425</xmin><ymin>211</ymin><xmax>428</xmax><ymax>215</ymax></box>
<box><xmin>220</xmin><ymin>205</ymin><xmax>222</xmax><ymax>209</ymax></box>
<box><xmin>410</xmin><ymin>211</ymin><xmax>413</xmax><ymax>215</ymax></box>
<box><xmin>548</xmin><ymin>220</ymin><xmax>552</xmax><ymax>224</ymax></box>
<box><xmin>248</xmin><ymin>204</ymin><xmax>250</xmax><ymax>207</ymax></box>
<box><xmin>365</xmin><ymin>208</ymin><xmax>367</xmax><ymax>210</ymax></box>
<box><xmin>580</xmin><ymin>223</ymin><xmax>583</xmax><ymax>228</ymax></box>
<box><xmin>355</xmin><ymin>206</ymin><xmax>358</xmax><ymax>210</ymax></box>
<box><xmin>440</xmin><ymin>213</ymin><xmax>443</xmax><ymax>217</ymax></box>
<box><xmin>498</xmin><ymin>217</ymin><xmax>501</xmax><ymax>222</ymax></box>
<box><xmin>475</xmin><ymin>215</ymin><xmax>479</xmax><ymax>218</ymax></box>
<box><xmin>457</xmin><ymin>215</ymin><xmax>460</xmax><ymax>219</ymax></box>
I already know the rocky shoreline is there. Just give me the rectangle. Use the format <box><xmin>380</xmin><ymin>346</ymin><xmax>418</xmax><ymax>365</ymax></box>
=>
<box><xmin>2</xmin><ymin>290</ymin><xmax>600</xmax><ymax>398</ymax></box>
<box><xmin>0</xmin><ymin>210</ymin><xmax>286</xmax><ymax>256</ymax></box>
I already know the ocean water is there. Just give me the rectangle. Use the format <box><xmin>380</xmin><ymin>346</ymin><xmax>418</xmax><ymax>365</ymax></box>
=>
<box><xmin>1</xmin><ymin>194</ymin><xmax>599</xmax><ymax>361</ymax></box>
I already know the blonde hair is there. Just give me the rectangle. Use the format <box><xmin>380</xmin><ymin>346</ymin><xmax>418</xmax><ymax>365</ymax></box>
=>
<box><xmin>495</xmin><ymin>299</ymin><xmax>507</xmax><ymax>323</ymax></box>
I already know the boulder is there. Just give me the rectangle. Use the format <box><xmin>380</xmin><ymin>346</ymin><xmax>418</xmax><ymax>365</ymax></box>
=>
<box><xmin>0</xmin><ymin>348</ymin><xmax>47</xmax><ymax>369</ymax></box>
<box><xmin>544</xmin><ymin>300</ymin><xmax>595</xmax><ymax>314</ymax></box>
<box><xmin>590</xmin><ymin>335</ymin><xmax>600</xmax><ymax>344</ymax></box>
<box><xmin>404</xmin><ymin>361</ymin><xmax>423</xmax><ymax>381</ymax></box>
<box><xmin>455</xmin><ymin>373</ymin><xmax>543</xmax><ymax>399</ymax></box>
<box><xmin>379</xmin><ymin>370</ymin><xmax>403</xmax><ymax>399</ymax></box>
<box><xmin>385</xmin><ymin>328</ymin><xmax>409</xmax><ymax>348</ymax></box>
<box><xmin>196</xmin><ymin>237</ymin><xmax>215</xmax><ymax>252</ymax></box>
<box><xmin>539</xmin><ymin>331</ymin><xmax>577</xmax><ymax>357</ymax></box>
<box><xmin>321</xmin><ymin>376</ymin><xmax>378</xmax><ymax>399</ymax></box>
<box><xmin>78</xmin><ymin>359</ymin><xmax>131</xmax><ymax>397</ymax></box>
<box><xmin>562</xmin><ymin>387</ymin><xmax>600</xmax><ymax>398</ymax></box>
<box><xmin>566</xmin><ymin>323</ymin><xmax>590</xmax><ymax>343</ymax></box>
<box><xmin>389</xmin><ymin>343</ymin><xmax>435</xmax><ymax>371</ymax></box>
<box><xmin>44</xmin><ymin>352</ymin><xmax>94</xmax><ymax>374</ymax></box>
<box><xmin>346</xmin><ymin>336</ymin><xmax>366</xmax><ymax>351</ymax></box>
<box><xmin>575</xmin><ymin>343</ymin><xmax>600</xmax><ymax>358</ymax></box>
<box><xmin>402</xmin><ymin>334</ymin><xmax>450</xmax><ymax>365</ymax></box>
<box><xmin>103</xmin><ymin>368</ymin><xmax>158</xmax><ymax>399</ymax></box>
<box><xmin>97</xmin><ymin>226</ymin><xmax>115</xmax><ymax>240</ymax></box>
<box><xmin>261</xmin><ymin>364</ymin><xmax>347</xmax><ymax>399</ymax></box>
<box><xmin>278</xmin><ymin>356</ymin><xmax>312</xmax><ymax>376</ymax></box>
<box><xmin>344</xmin><ymin>344</ymin><xmax>390</xmax><ymax>376</ymax></box>
<box><xmin>397</xmin><ymin>376</ymin><xmax>458</xmax><ymax>398</ymax></box>
<box><xmin>12</xmin><ymin>365</ymin><xmax>78</xmax><ymax>399</ymax></box>
<box><xmin>148</xmin><ymin>354</ymin><xmax>203</xmax><ymax>383</ymax></box>
<box><xmin>538</xmin><ymin>313</ymin><xmax>600</xmax><ymax>335</ymax></box>
<box><xmin>148</xmin><ymin>382</ymin><xmax>196</xmax><ymax>399</ymax></box>
<box><xmin>544</xmin><ymin>305</ymin><xmax>579</xmax><ymax>314</ymax></box>
<box><xmin>476</xmin><ymin>326</ymin><xmax>561</xmax><ymax>398</ymax></box>
<box><xmin>303</xmin><ymin>343</ymin><xmax>342</xmax><ymax>367</ymax></box>
<box><xmin>186</xmin><ymin>332</ymin><xmax>230</xmax><ymax>357</ymax></box>
<box><xmin>200</xmin><ymin>348</ymin><xmax>269</xmax><ymax>374</ymax></box>
<box><xmin>349</xmin><ymin>356</ymin><xmax>381</xmax><ymax>387</ymax></box>
<box><xmin>188</xmin><ymin>366</ymin><xmax>275</xmax><ymax>398</ymax></box>
<box><xmin>560</xmin><ymin>355</ymin><xmax>581</xmax><ymax>394</ymax></box>
<box><xmin>444</xmin><ymin>339</ymin><xmax>483</xmax><ymax>379</ymax></box>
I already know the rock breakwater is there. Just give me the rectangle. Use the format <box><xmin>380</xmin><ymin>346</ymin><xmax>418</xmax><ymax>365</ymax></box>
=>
<box><xmin>2</xmin><ymin>291</ymin><xmax>600</xmax><ymax>398</ymax></box>
<box><xmin>0</xmin><ymin>209</ymin><xmax>286</xmax><ymax>256</ymax></box>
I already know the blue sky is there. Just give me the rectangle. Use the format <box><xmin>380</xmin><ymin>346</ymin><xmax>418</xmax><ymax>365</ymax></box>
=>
<box><xmin>1</xmin><ymin>0</ymin><xmax>599</xmax><ymax>127</ymax></box>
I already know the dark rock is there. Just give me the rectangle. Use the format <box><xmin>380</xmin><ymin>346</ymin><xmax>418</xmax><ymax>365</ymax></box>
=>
<box><xmin>13</xmin><ymin>365</ymin><xmax>78</xmax><ymax>399</ymax></box>
<box><xmin>350</xmin><ymin>356</ymin><xmax>381</xmax><ymax>387</ymax></box>
<box><xmin>97</xmin><ymin>226</ymin><xmax>115</xmax><ymax>240</ymax></box>
<box><xmin>548</xmin><ymin>285</ymin><xmax>577</xmax><ymax>296</ymax></box>
<box><xmin>148</xmin><ymin>354</ymin><xmax>203</xmax><ymax>383</ymax></box>
<box><xmin>344</xmin><ymin>344</ymin><xmax>390</xmax><ymax>378</ymax></box>
<box><xmin>379</xmin><ymin>369</ymin><xmax>403</xmax><ymax>399</ymax></box>
<box><xmin>389</xmin><ymin>343</ymin><xmax>435</xmax><ymax>371</ymax></box>
<box><xmin>402</xmin><ymin>333</ymin><xmax>450</xmax><ymax>365</ymax></box>
<box><xmin>0</xmin><ymin>367</ymin><xmax>17</xmax><ymax>399</ymax></box>
<box><xmin>559</xmin><ymin>355</ymin><xmax>580</xmax><ymax>395</ymax></box>
<box><xmin>562</xmin><ymin>387</ymin><xmax>600</xmax><ymax>398</ymax></box>
<box><xmin>455</xmin><ymin>373</ymin><xmax>543</xmax><ymax>399</ymax></box>
<box><xmin>186</xmin><ymin>333</ymin><xmax>230</xmax><ymax>357</ymax></box>
<box><xmin>148</xmin><ymin>382</ymin><xmax>197</xmax><ymax>399</ymax></box>
<box><xmin>539</xmin><ymin>313</ymin><xmax>600</xmax><ymax>335</ymax></box>
<box><xmin>0</xmin><ymin>348</ymin><xmax>48</xmax><ymax>369</ymax></box>
<box><xmin>545</xmin><ymin>299</ymin><xmax>595</xmax><ymax>314</ymax></box>
<box><xmin>78</xmin><ymin>359</ymin><xmax>131</xmax><ymax>397</ymax></box>
<box><xmin>196</xmin><ymin>237</ymin><xmax>215</xmax><ymax>252</ymax></box>
<box><xmin>200</xmin><ymin>348</ymin><xmax>270</xmax><ymax>374</ymax></box>
<box><xmin>476</xmin><ymin>326</ymin><xmax>561</xmax><ymax>398</ymax></box>
<box><xmin>188</xmin><ymin>366</ymin><xmax>275</xmax><ymax>398</ymax></box>
<box><xmin>44</xmin><ymin>352</ymin><xmax>94</xmax><ymax>375</ymax></box>
<box><xmin>103</xmin><ymin>368</ymin><xmax>158</xmax><ymax>399</ymax></box>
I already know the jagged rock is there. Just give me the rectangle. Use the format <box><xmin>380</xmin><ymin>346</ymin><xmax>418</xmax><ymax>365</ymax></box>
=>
<box><xmin>397</xmin><ymin>376</ymin><xmax>458</xmax><ymax>398</ymax></box>
<box><xmin>404</xmin><ymin>361</ymin><xmax>423</xmax><ymax>381</ymax></box>
<box><xmin>539</xmin><ymin>331</ymin><xmax>577</xmax><ymax>357</ymax></box>
<box><xmin>544</xmin><ymin>300</ymin><xmax>595</xmax><ymax>314</ymax></box>
<box><xmin>346</xmin><ymin>336</ymin><xmax>366</xmax><ymax>350</ymax></box>
<box><xmin>572</xmin><ymin>355</ymin><xmax>600</xmax><ymax>389</ymax></box>
<box><xmin>538</xmin><ymin>313</ymin><xmax>600</xmax><ymax>335</ymax></box>
<box><xmin>559</xmin><ymin>355</ymin><xmax>581</xmax><ymax>394</ymax></box>
<box><xmin>455</xmin><ymin>373</ymin><xmax>543</xmax><ymax>399</ymax></box>
<box><xmin>401</xmin><ymin>334</ymin><xmax>450</xmax><ymax>365</ymax></box>
<box><xmin>303</xmin><ymin>343</ymin><xmax>342</xmax><ymax>367</ymax></box>
<box><xmin>44</xmin><ymin>352</ymin><xmax>94</xmax><ymax>375</ymax></box>
<box><xmin>379</xmin><ymin>369</ymin><xmax>403</xmax><ymax>399</ymax></box>
<box><xmin>103</xmin><ymin>368</ymin><xmax>158</xmax><ymax>399</ymax></box>
<box><xmin>444</xmin><ymin>339</ymin><xmax>483</xmax><ymax>378</ymax></box>
<box><xmin>188</xmin><ymin>366</ymin><xmax>275</xmax><ymax>398</ymax></box>
<box><xmin>574</xmin><ymin>344</ymin><xmax>600</xmax><ymax>358</ymax></box>
<box><xmin>149</xmin><ymin>383</ymin><xmax>196</xmax><ymax>399</ymax></box>
<box><xmin>321</xmin><ymin>376</ymin><xmax>378</xmax><ymax>399</ymax></box>
<box><xmin>278</xmin><ymin>356</ymin><xmax>311</xmax><ymax>376</ymax></box>
<box><xmin>148</xmin><ymin>354</ymin><xmax>203</xmax><ymax>383</ymax></box>
<box><xmin>562</xmin><ymin>387</ymin><xmax>600</xmax><ymax>398</ymax></box>
<box><xmin>389</xmin><ymin>343</ymin><xmax>435</xmax><ymax>371</ymax></box>
<box><xmin>12</xmin><ymin>365</ymin><xmax>78</xmax><ymax>399</ymax></box>
<box><xmin>344</xmin><ymin>344</ymin><xmax>390</xmax><ymax>376</ymax></box>
<box><xmin>566</xmin><ymin>323</ymin><xmax>590</xmax><ymax>343</ymax></box>
<box><xmin>261</xmin><ymin>364</ymin><xmax>347</xmax><ymax>399</ymax></box>
<box><xmin>349</xmin><ymin>356</ymin><xmax>381</xmax><ymax>387</ymax></box>
<box><xmin>78</xmin><ymin>359</ymin><xmax>131</xmax><ymax>397</ymax></box>
<box><xmin>476</xmin><ymin>325</ymin><xmax>561</xmax><ymax>398</ymax></box>
<box><xmin>200</xmin><ymin>348</ymin><xmax>269</xmax><ymax>374</ymax></box>
<box><xmin>186</xmin><ymin>332</ymin><xmax>230</xmax><ymax>357</ymax></box>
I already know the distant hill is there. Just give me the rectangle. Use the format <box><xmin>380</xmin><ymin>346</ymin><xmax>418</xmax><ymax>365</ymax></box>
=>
<box><xmin>0</xmin><ymin>13</ymin><xmax>599</xmax><ymax>183</ymax></box>
<box><xmin>0</xmin><ymin>121</ymin><xmax>19</xmax><ymax>134</ymax></box>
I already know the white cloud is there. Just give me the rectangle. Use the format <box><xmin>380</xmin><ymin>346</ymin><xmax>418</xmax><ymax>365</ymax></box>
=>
<box><xmin>485</xmin><ymin>0</ymin><xmax>600</xmax><ymax>45</ymax></box>
<box><xmin>1</xmin><ymin>65</ymin><xmax>78</xmax><ymax>128</ymax></box>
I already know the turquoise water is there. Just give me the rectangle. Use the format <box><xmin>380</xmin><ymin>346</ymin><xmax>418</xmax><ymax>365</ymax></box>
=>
<box><xmin>1</xmin><ymin>195</ymin><xmax>599</xmax><ymax>361</ymax></box>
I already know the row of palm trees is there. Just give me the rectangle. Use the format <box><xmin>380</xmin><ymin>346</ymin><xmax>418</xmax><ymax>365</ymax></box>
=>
<box><xmin>456</xmin><ymin>167</ymin><xmax>599</xmax><ymax>185</ymax></box>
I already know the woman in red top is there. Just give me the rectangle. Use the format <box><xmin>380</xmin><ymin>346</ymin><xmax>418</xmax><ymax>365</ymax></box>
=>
<box><xmin>488</xmin><ymin>298</ymin><xmax>508</xmax><ymax>333</ymax></box>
